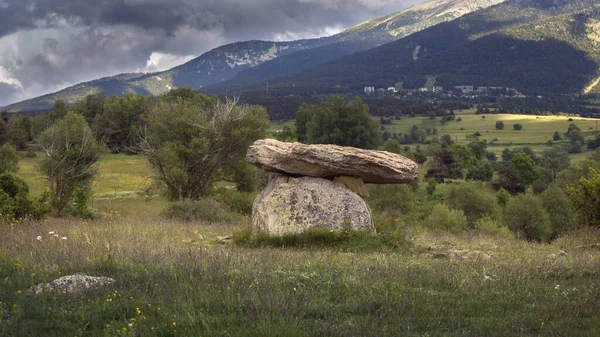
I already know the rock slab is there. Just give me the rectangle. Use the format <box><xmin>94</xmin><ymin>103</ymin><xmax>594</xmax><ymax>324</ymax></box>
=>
<box><xmin>253</xmin><ymin>174</ymin><xmax>375</xmax><ymax>236</ymax></box>
<box><xmin>247</xmin><ymin>139</ymin><xmax>418</xmax><ymax>184</ymax></box>
<box><xmin>29</xmin><ymin>274</ymin><xmax>115</xmax><ymax>294</ymax></box>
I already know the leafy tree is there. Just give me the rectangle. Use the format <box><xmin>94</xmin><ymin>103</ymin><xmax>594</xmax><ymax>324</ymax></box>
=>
<box><xmin>138</xmin><ymin>93</ymin><xmax>270</xmax><ymax>201</ymax></box>
<box><xmin>553</xmin><ymin>131</ymin><xmax>561</xmax><ymax>141</ymax></box>
<box><xmin>467</xmin><ymin>160</ymin><xmax>494</xmax><ymax>182</ymax></box>
<box><xmin>412</xmin><ymin>145</ymin><xmax>427</xmax><ymax>164</ymax></box>
<box><xmin>296</xmin><ymin>95</ymin><xmax>381</xmax><ymax>149</ymax></box>
<box><xmin>446</xmin><ymin>182</ymin><xmax>500</xmax><ymax>226</ymax></box>
<box><xmin>36</xmin><ymin>113</ymin><xmax>105</xmax><ymax>216</ymax></box>
<box><xmin>273</xmin><ymin>124</ymin><xmax>296</xmax><ymax>142</ymax></box>
<box><xmin>567</xmin><ymin>167</ymin><xmax>600</xmax><ymax>227</ymax></box>
<box><xmin>495</xmin><ymin>121</ymin><xmax>505</xmax><ymax>130</ymax></box>
<box><xmin>440</xmin><ymin>134</ymin><xmax>454</xmax><ymax>145</ymax></box>
<box><xmin>504</xmin><ymin>194</ymin><xmax>552</xmax><ymax>242</ymax></box>
<box><xmin>511</xmin><ymin>152</ymin><xmax>540</xmax><ymax>186</ymax></box>
<box><xmin>0</xmin><ymin>143</ymin><xmax>19</xmax><ymax>173</ymax></box>
<box><xmin>425</xmin><ymin>143</ymin><xmax>463</xmax><ymax>182</ymax></box>
<box><xmin>513</xmin><ymin>123</ymin><xmax>523</xmax><ymax>131</ymax></box>
<box><xmin>496</xmin><ymin>187</ymin><xmax>510</xmax><ymax>208</ymax></box>
<box><xmin>0</xmin><ymin>172</ymin><xmax>32</xmax><ymax>220</ymax></box>
<box><xmin>541</xmin><ymin>146</ymin><xmax>570</xmax><ymax>180</ymax></box>
<box><xmin>49</xmin><ymin>99</ymin><xmax>68</xmax><ymax>122</ymax></box>
<box><xmin>539</xmin><ymin>184</ymin><xmax>575</xmax><ymax>238</ymax></box>
<box><xmin>382</xmin><ymin>139</ymin><xmax>402</xmax><ymax>154</ymax></box>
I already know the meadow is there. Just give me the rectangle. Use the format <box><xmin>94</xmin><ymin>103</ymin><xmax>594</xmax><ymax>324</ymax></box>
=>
<box><xmin>273</xmin><ymin>109</ymin><xmax>600</xmax><ymax>160</ymax></box>
<box><xmin>0</xmin><ymin>150</ymin><xmax>599</xmax><ymax>336</ymax></box>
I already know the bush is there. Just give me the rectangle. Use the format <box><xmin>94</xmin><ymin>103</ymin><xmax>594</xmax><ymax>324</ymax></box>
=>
<box><xmin>446</xmin><ymin>182</ymin><xmax>500</xmax><ymax>226</ymax></box>
<box><xmin>163</xmin><ymin>198</ymin><xmax>236</xmax><ymax>223</ymax></box>
<box><xmin>366</xmin><ymin>185</ymin><xmax>415</xmax><ymax>218</ymax></box>
<box><xmin>539</xmin><ymin>184</ymin><xmax>575</xmax><ymax>238</ymax></box>
<box><xmin>513</xmin><ymin>124</ymin><xmax>523</xmax><ymax>131</ymax></box>
<box><xmin>567</xmin><ymin>167</ymin><xmax>600</xmax><ymax>228</ymax></box>
<box><xmin>0</xmin><ymin>143</ymin><xmax>19</xmax><ymax>173</ymax></box>
<box><xmin>495</xmin><ymin>121</ymin><xmax>504</xmax><ymax>130</ymax></box>
<box><xmin>212</xmin><ymin>188</ymin><xmax>257</xmax><ymax>215</ymax></box>
<box><xmin>424</xmin><ymin>203</ymin><xmax>468</xmax><ymax>234</ymax></box>
<box><xmin>0</xmin><ymin>172</ymin><xmax>31</xmax><ymax>220</ymax></box>
<box><xmin>504</xmin><ymin>194</ymin><xmax>552</xmax><ymax>242</ymax></box>
<box><xmin>474</xmin><ymin>216</ymin><xmax>512</xmax><ymax>238</ymax></box>
<box><xmin>496</xmin><ymin>188</ymin><xmax>510</xmax><ymax>208</ymax></box>
<box><xmin>63</xmin><ymin>187</ymin><xmax>94</xmax><ymax>219</ymax></box>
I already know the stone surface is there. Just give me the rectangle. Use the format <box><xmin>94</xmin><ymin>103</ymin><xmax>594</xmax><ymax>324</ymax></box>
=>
<box><xmin>29</xmin><ymin>274</ymin><xmax>115</xmax><ymax>295</ymax></box>
<box><xmin>252</xmin><ymin>174</ymin><xmax>375</xmax><ymax>236</ymax></box>
<box><xmin>246</xmin><ymin>139</ymin><xmax>418</xmax><ymax>184</ymax></box>
<box><xmin>333</xmin><ymin>176</ymin><xmax>369</xmax><ymax>197</ymax></box>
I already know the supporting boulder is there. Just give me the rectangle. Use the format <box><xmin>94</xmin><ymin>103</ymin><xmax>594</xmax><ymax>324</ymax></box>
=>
<box><xmin>253</xmin><ymin>174</ymin><xmax>374</xmax><ymax>236</ymax></box>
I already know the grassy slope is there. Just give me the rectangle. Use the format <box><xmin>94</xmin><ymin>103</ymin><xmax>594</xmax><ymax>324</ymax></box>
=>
<box><xmin>1</xmin><ymin>211</ymin><xmax>599</xmax><ymax>336</ymax></box>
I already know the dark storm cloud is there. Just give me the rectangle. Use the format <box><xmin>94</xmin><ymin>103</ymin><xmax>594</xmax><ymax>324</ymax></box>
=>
<box><xmin>0</xmin><ymin>0</ymin><xmax>421</xmax><ymax>106</ymax></box>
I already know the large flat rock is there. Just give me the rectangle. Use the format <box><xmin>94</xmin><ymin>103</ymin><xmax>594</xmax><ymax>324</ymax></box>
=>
<box><xmin>246</xmin><ymin>139</ymin><xmax>418</xmax><ymax>184</ymax></box>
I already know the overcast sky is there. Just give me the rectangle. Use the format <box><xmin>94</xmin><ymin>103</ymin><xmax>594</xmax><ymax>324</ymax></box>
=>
<box><xmin>0</xmin><ymin>0</ymin><xmax>422</xmax><ymax>106</ymax></box>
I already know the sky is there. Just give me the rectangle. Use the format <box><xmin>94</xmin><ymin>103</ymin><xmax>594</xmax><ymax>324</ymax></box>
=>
<box><xmin>0</xmin><ymin>0</ymin><xmax>422</xmax><ymax>107</ymax></box>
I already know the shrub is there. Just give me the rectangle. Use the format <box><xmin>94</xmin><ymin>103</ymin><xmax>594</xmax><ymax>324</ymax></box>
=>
<box><xmin>504</xmin><ymin>194</ymin><xmax>552</xmax><ymax>242</ymax></box>
<box><xmin>0</xmin><ymin>143</ymin><xmax>19</xmax><ymax>173</ymax></box>
<box><xmin>424</xmin><ymin>203</ymin><xmax>468</xmax><ymax>234</ymax></box>
<box><xmin>426</xmin><ymin>179</ymin><xmax>437</xmax><ymax>196</ymax></box>
<box><xmin>513</xmin><ymin>124</ymin><xmax>523</xmax><ymax>131</ymax></box>
<box><xmin>64</xmin><ymin>187</ymin><xmax>94</xmax><ymax>219</ymax></box>
<box><xmin>496</xmin><ymin>188</ymin><xmax>510</xmax><ymax>208</ymax></box>
<box><xmin>539</xmin><ymin>184</ymin><xmax>575</xmax><ymax>238</ymax></box>
<box><xmin>474</xmin><ymin>216</ymin><xmax>512</xmax><ymax>238</ymax></box>
<box><xmin>446</xmin><ymin>182</ymin><xmax>500</xmax><ymax>226</ymax></box>
<box><xmin>366</xmin><ymin>185</ymin><xmax>415</xmax><ymax>218</ymax></box>
<box><xmin>163</xmin><ymin>198</ymin><xmax>236</xmax><ymax>223</ymax></box>
<box><xmin>495</xmin><ymin>121</ymin><xmax>504</xmax><ymax>130</ymax></box>
<box><xmin>0</xmin><ymin>172</ymin><xmax>31</xmax><ymax>219</ymax></box>
<box><xmin>212</xmin><ymin>188</ymin><xmax>257</xmax><ymax>215</ymax></box>
<box><xmin>567</xmin><ymin>167</ymin><xmax>600</xmax><ymax>228</ymax></box>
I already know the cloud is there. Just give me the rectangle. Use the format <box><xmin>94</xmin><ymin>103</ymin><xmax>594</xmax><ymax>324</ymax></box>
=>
<box><xmin>0</xmin><ymin>0</ymin><xmax>420</xmax><ymax>106</ymax></box>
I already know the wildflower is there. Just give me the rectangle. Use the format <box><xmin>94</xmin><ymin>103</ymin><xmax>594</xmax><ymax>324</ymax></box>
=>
<box><xmin>555</xmin><ymin>284</ymin><xmax>560</xmax><ymax>290</ymax></box>
<box><xmin>17</xmin><ymin>290</ymin><xmax>22</xmax><ymax>295</ymax></box>
<box><xmin>128</xmin><ymin>323</ymin><xmax>133</xmax><ymax>328</ymax></box>
<box><xmin>36</xmin><ymin>236</ymin><xmax>42</xmax><ymax>241</ymax></box>
<box><xmin>53</xmin><ymin>234</ymin><xmax>58</xmax><ymax>238</ymax></box>
<box><xmin>49</xmin><ymin>231</ymin><xmax>55</xmax><ymax>235</ymax></box>
<box><xmin>136</xmin><ymin>307</ymin><xmax>141</xmax><ymax>315</ymax></box>
<box><xmin>172</xmin><ymin>322</ymin><xmax>177</xmax><ymax>327</ymax></box>
<box><xmin>61</xmin><ymin>237</ymin><xmax>67</xmax><ymax>240</ymax></box>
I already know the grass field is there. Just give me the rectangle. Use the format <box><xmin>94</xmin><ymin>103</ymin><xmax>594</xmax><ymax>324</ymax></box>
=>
<box><xmin>1</xmin><ymin>117</ymin><xmax>599</xmax><ymax>336</ymax></box>
<box><xmin>272</xmin><ymin>110</ymin><xmax>600</xmax><ymax>159</ymax></box>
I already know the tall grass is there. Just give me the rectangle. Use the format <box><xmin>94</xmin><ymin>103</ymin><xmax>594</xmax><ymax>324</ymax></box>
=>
<box><xmin>1</xmin><ymin>209</ymin><xmax>599</xmax><ymax>336</ymax></box>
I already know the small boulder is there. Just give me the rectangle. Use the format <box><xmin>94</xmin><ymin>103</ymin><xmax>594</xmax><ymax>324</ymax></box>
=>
<box><xmin>253</xmin><ymin>174</ymin><xmax>374</xmax><ymax>236</ymax></box>
<box><xmin>29</xmin><ymin>274</ymin><xmax>115</xmax><ymax>295</ymax></box>
<box><xmin>247</xmin><ymin>139</ymin><xmax>418</xmax><ymax>184</ymax></box>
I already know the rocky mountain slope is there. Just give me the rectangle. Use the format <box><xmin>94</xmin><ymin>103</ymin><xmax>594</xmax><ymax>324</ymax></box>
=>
<box><xmin>239</xmin><ymin>0</ymin><xmax>600</xmax><ymax>96</ymax></box>
<box><xmin>3</xmin><ymin>0</ymin><xmax>504</xmax><ymax>113</ymax></box>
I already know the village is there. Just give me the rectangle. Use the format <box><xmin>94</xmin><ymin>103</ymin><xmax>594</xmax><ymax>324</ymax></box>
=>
<box><xmin>363</xmin><ymin>84</ymin><xmax>527</xmax><ymax>99</ymax></box>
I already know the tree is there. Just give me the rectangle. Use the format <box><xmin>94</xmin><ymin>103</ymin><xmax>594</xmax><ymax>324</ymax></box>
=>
<box><xmin>553</xmin><ymin>131</ymin><xmax>561</xmax><ymax>141</ymax></box>
<box><xmin>511</xmin><ymin>152</ymin><xmax>540</xmax><ymax>186</ymax></box>
<box><xmin>425</xmin><ymin>143</ymin><xmax>463</xmax><ymax>182</ymax></box>
<box><xmin>541</xmin><ymin>146</ymin><xmax>570</xmax><ymax>181</ymax></box>
<box><xmin>495</xmin><ymin>121</ymin><xmax>505</xmax><ymax>130</ymax></box>
<box><xmin>138</xmin><ymin>93</ymin><xmax>270</xmax><ymax>201</ymax></box>
<box><xmin>382</xmin><ymin>139</ymin><xmax>402</xmax><ymax>154</ymax></box>
<box><xmin>36</xmin><ymin>113</ymin><xmax>104</xmax><ymax>216</ymax></box>
<box><xmin>0</xmin><ymin>143</ymin><xmax>19</xmax><ymax>174</ymax></box>
<box><xmin>296</xmin><ymin>95</ymin><xmax>381</xmax><ymax>149</ymax></box>
<box><xmin>440</xmin><ymin>134</ymin><xmax>454</xmax><ymax>145</ymax></box>
<box><xmin>504</xmin><ymin>194</ymin><xmax>552</xmax><ymax>242</ymax></box>
<box><xmin>513</xmin><ymin>123</ymin><xmax>523</xmax><ymax>131</ymax></box>
<box><xmin>539</xmin><ymin>184</ymin><xmax>575</xmax><ymax>238</ymax></box>
<box><xmin>567</xmin><ymin>167</ymin><xmax>600</xmax><ymax>228</ymax></box>
<box><xmin>49</xmin><ymin>99</ymin><xmax>68</xmax><ymax>122</ymax></box>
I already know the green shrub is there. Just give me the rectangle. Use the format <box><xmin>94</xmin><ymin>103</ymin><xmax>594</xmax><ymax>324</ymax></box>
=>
<box><xmin>163</xmin><ymin>198</ymin><xmax>236</xmax><ymax>223</ymax></box>
<box><xmin>474</xmin><ymin>216</ymin><xmax>512</xmax><ymax>238</ymax></box>
<box><xmin>496</xmin><ymin>187</ymin><xmax>510</xmax><ymax>208</ymax></box>
<box><xmin>424</xmin><ymin>203</ymin><xmax>468</xmax><ymax>234</ymax></box>
<box><xmin>0</xmin><ymin>172</ymin><xmax>31</xmax><ymax>219</ymax></box>
<box><xmin>504</xmin><ymin>194</ymin><xmax>552</xmax><ymax>242</ymax></box>
<box><xmin>539</xmin><ymin>184</ymin><xmax>575</xmax><ymax>237</ymax></box>
<box><xmin>64</xmin><ymin>187</ymin><xmax>94</xmax><ymax>219</ymax></box>
<box><xmin>366</xmin><ymin>185</ymin><xmax>415</xmax><ymax>218</ymax></box>
<box><xmin>567</xmin><ymin>167</ymin><xmax>600</xmax><ymax>228</ymax></box>
<box><xmin>446</xmin><ymin>182</ymin><xmax>500</xmax><ymax>226</ymax></box>
<box><xmin>212</xmin><ymin>188</ymin><xmax>257</xmax><ymax>215</ymax></box>
<box><xmin>0</xmin><ymin>143</ymin><xmax>19</xmax><ymax>173</ymax></box>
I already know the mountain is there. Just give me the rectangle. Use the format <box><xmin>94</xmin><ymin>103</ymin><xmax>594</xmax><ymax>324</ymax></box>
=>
<box><xmin>235</xmin><ymin>0</ymin><xmax>600</xmax><ymax>96</ymax></box>
<box><xmin>3</xmin><ymin>0</ymin><xmax>504</xmax><ymax>113</ymax></box>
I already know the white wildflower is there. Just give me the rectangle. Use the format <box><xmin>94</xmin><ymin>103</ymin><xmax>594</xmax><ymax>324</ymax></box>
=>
<box><xmin>128</xmin><ymin>323</ymin><xmax>133</xmax><ymax>328</ymax></box>
<box><xmin>555</xmin><ymin>284</ymin><xmax>560</xmax><ymax>290</ymax></box>
<box><xmin>49</xmin><ymin>231</ymin><xmax>55</xmax><ymax>235</ymax></box>
<box><xmin>36</xmin><ymin>236</ymin><xmax>42</xmax><ymax>241</ymax></box>
<box><xmin>61</xmin><ymin>237</ymin><xmax>67</xmax><ymax>240</ymax></box>
<box><xmin>53</xmin><ymin>234</ymin><xmax>59</xmax><ymax>238</ymax></box>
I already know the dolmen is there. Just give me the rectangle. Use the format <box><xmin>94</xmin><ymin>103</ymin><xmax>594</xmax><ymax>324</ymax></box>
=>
<box><xmin>246</xmin><ymin>139</ymin><xmax>419</xmax><ymax>236</ymax></box>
